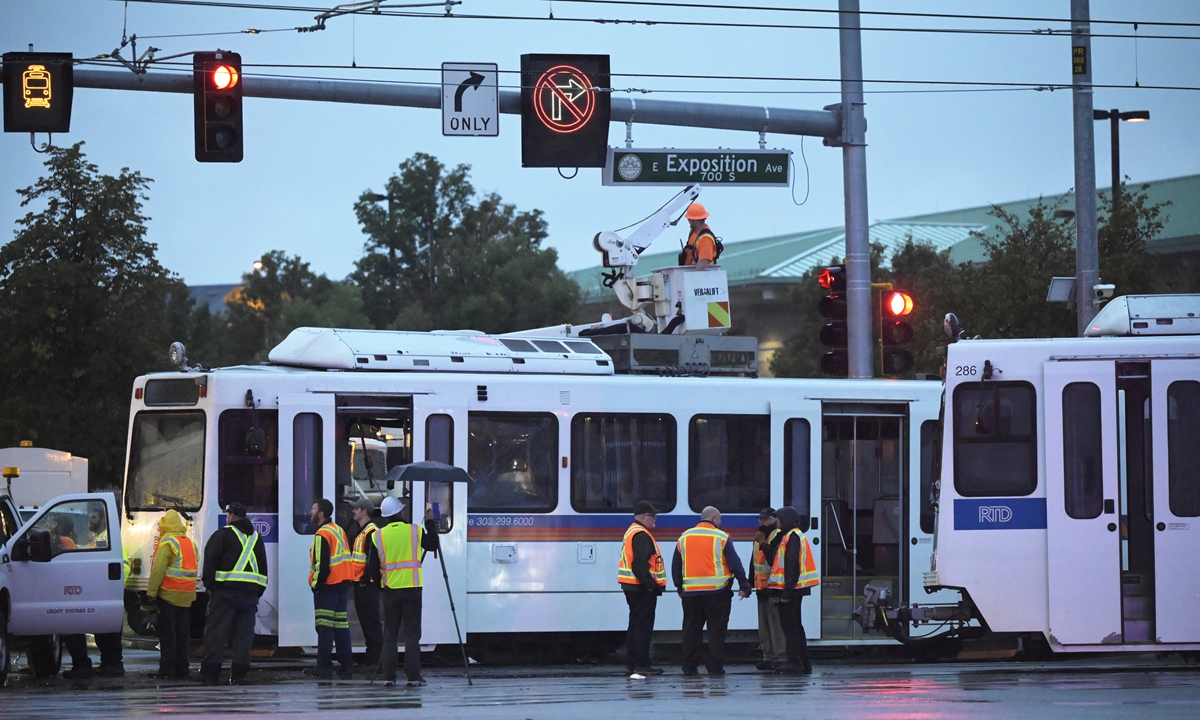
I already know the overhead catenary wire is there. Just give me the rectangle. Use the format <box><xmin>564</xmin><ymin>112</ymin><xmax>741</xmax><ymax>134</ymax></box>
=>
<box><xmin>99</xmin><ymin>0</ymin><xmax>1200</xmax><ymax>41</ymax></box>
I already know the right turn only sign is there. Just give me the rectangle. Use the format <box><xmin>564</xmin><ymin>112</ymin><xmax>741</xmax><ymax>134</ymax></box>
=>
<box><xmin>442</xmin><ymin>62</ymin><xmax>498</xmax><ymax>137</ymax></box>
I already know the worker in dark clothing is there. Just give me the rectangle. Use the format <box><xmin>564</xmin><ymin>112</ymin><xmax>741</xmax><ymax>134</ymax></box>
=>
<box><xmin>200</xmin><ymin>502</ymin><xmax>268</xmax><ymax>686</ymax></box>
<box><xmin>672</xmin><ymin>506</ymin><xmax>750</xmax><ymax>676</ymax></box>
<box><xmin>617</xmin><ymin>500</ymin><xmax>667</xmax><ymax>677</ymax></box>
<box><xmin>347</xmin><ymin>496</ymin><xmax>383</xmax><ymax>670</ymax></box>
<box><xmin>368</xmin><ymin>496</ymin><xmax>440</xmax><ymax>687</ymax></box>
<box><xmin>63</xmin><ymin>503</ymin><xmax>125</xmax><ymax>679</ymax></box>
<box><xmin>751</xmin><ymin>507</ymin><xmax>786</xmax><ymax>671</ymax></box>
<box><xmin>309</xmin><ymin>498</ymin><xmax>355</xmax><ymax>680</ymax></box>
<box><xmin>769</xmin><ymin>506</ymin><xmax>819</xmax><ymax>675</ymax></box>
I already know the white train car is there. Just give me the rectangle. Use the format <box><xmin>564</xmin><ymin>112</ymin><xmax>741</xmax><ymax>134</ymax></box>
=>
<box><xmin>925</xmin><ymin>296</ymin><xmax>1200</xmax><ymax>653</ymax></box>
<box><xmin>120</xmin><ymin>327</ymin><xmax>947</xmax><ymax>652</ymax></box>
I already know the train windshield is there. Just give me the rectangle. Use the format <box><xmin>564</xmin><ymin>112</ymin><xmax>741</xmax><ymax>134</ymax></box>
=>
<box><xmin>126</xmin><ymin>411</ymin><xmax>206</xmax><ymax>511</ymax></box>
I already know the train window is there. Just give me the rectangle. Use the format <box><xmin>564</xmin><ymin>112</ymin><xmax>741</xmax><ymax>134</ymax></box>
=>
<box><xmin>293</xmin><ymin>413</ymin><xmax>324</xmax><ymax>534</ymax></box>
<box><xmin>565</xmin><ymin>341</ymin><xmax>603</xmax><ymax>354</ymax></box>
<box><xmin>783</xmin><ymin>418</ymin><xmax>811</xmax><ymax>525</ymax></box>
<box><xmin>1167</xmin><ymin>381</ymin><xmax>1200</xmax><ymax>517</ymax></box>
<box><xmin>952</xmin><ymin>382</ymin><xmax>1037</xmax><ymax>497</ymax></box>
<box><xmin>126</xmin><ymin>411</ymin><xmax>206</xmax><ymax>512</ymax></box>
<box><xmin>499</xmin><ymin>339</ymin><xmax>536</xmax><ymax>353</ymax></box>
<box><xmin>533</xmin><ymin>340</ymin><xmax>568</xmax><ymax>353</ymax></box>
<box><xmin>425</xmin><ymin>414</ymin><xmax>454</xmax><ymax>532</ymax></box>
<box><xmin>919</xmin><ymin>420</ymin><xmax>936</xmax><ymax>534</ymax></box>
<box><xmin>689</xmin><ymin>415</ymin><xmax>770</xmax><ymax>513</ymax></box>
<box><xmin>570</xmin><ymin>413</ymin><xmax>676</xmax><ymax>512</ymax></box>
<box><xmin>1062</xmin><ymin>383</ymin><xmax>1104</xmax><ymax>519</ymax></box>
<box><xmin>218</xmin><ymin>410</ymin><xmax>279</xmax><ymax>515</ymax></box>
<box><xmin>468</xmin><ymin>413</ymin><xmax>558</xmax><ymax>512</ymax></box>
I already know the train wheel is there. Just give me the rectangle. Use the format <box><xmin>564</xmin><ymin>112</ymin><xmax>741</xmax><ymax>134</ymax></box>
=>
<box><xmin>27</xmin><ymin>634</ymin><xmax>62</xmax><ymax>677</ymax></box>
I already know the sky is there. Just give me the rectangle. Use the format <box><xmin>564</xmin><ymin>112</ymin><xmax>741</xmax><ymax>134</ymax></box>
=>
<box><xmin>2</xmin><ymin>1</ymin><xmax>1199</xmax><ymax>287</ymax></box>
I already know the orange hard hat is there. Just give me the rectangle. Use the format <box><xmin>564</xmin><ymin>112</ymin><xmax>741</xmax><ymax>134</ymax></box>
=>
<box><xmin>685</xmin><ymin>203</ymin><xmax>709</xmax><ymax>221</ymax></box>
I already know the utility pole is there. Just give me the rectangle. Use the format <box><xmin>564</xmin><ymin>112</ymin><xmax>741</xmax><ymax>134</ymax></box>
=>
<box><xmin>1072</xmin><ymin>0</ymin><xmax>1100</xmax><ymax>335</ymax></box>
<box><xmin>838</xmin><ymin>0</ymin><xmax>873</xmax><ymax>378</ymax></box>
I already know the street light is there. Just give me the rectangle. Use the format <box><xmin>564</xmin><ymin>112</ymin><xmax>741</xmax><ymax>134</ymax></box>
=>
<box><xmin>1093</xmin><ymin>109</ymin><xmax>1149</xmax><ymax>213</ymax></box>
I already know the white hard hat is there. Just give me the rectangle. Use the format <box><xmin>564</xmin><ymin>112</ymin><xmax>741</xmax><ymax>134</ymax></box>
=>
<box><xmin>381</xmin><ymin>496</ymin><xmax>405</xmax><ymax>518</ymax></box>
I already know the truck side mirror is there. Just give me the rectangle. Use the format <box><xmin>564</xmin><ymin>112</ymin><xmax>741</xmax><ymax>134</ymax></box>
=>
<box><xmin>13</xmin><ymin>529</ymin><xmax>53</xmax><ymax>563</ymax></box>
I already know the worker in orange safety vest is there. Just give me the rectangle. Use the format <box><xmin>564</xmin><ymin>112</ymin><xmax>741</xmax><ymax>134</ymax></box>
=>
<box><xmin>143</xmin><ymin>508</ymin><xmax>198</xmax><ymax>680</ymax></box>
<box><xmin>678</xmin><ymin>203</ymin><xmax>719</xmax><ymax>270</ymax></box>
<box><xmin>767</xmin><ymin>506</ymin><xmax>820</xmax><ymax>675</ymax></box>
<box><xmin>671</xmin><ymin>505</ymin><xmax>750</xmax><ymax>677</ymax></box>
<box><xmin>618</xmin><ymin>500</ymin><xmax>667</xmax><ymax>677</ymax></box>
<box><xmin>310</xmin><ymin>498</ymin><xmax>356</xmax><ymax>680</ymax></box>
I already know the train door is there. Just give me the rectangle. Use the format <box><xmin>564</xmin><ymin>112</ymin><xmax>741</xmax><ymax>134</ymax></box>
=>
<box><xmin>277</xmin><ymin>392</ymin><xmax>336</xmax><ymax>647</ymax></box>
<box><xmin>1150</xmin><ymin>358</ymin><xmax>1200</xmax><ymax>644</ymax></box>
<box><xmin>412</xmin><ymin>394</ymin><xmax>469</xmax><ymax>644</ymax></box>
<box><xmin>907</xmin><ymin>400</ymin><xmax>949</xmax><ymax>607</ymax></box>
<box><xmin>1043</xmin><ymin>361</ymin><xmax>1122</xmax><ymax>645</ymax></box>
<box><xmin>820</xmin><ymin>404</ymin><xmax>907</xmax><ymax>639</ymax></box>
<box><xmin>770</xmin><ymin>400</ymin><xmax>822</xmax><ymax>640</ymax></box>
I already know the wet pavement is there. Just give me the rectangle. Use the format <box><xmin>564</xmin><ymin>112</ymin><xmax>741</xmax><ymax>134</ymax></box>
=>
<box><xmin>3</xmin><ymin>649</ymin><xmax>1199</xmax><ymax>718</ymax></box>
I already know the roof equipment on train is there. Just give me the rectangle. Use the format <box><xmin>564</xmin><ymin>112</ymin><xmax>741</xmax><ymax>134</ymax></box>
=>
<box><xmin>1084</xmin><ymin>294</ymin><xmax>1200</xmax><ymax>337</ymax></box>
<box><xmin>267</xmin><ymin>327</ymin><xmax>615</xmax><ymax>375</ymax></box>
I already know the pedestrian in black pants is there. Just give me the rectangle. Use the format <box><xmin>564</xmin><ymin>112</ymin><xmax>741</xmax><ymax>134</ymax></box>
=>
<box><xmin>619</xmin><ymin>501</ymin><xmax>667</xmax><ymax>676</ymax></box>
<box><xmin>348</xmin><ymin>497</ymin><xmax>383</xmax><ymax>669</ymax></box>
<box><xmin>200</xmin><ymin>502</ymin><xmax>268</xmax><ymax>686</ymax></box>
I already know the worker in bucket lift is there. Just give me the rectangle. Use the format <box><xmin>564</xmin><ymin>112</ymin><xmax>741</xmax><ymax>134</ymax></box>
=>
<box><xmin>678</xmin><ymin>203</ymin><xmax>718</xmax><ymax>270</ymax></box>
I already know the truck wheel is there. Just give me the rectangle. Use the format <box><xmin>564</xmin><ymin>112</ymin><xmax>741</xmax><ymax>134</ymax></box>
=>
<box><xmin>0</xmin><ymin>609</ymin><xmax>9</xmax><ymax>686</ymax></box>
<box><xmin>27</xmin><ymin>634</ymin><xmax>62</xmax><ymax>677</ymax></box>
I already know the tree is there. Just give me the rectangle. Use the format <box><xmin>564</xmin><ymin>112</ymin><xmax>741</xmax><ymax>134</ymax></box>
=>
<box><xmin>0</xmin><ymin>143</ymin><xmax>179</xmax><ymax>488</ymax></box>
<box><xmin>353</xmin><ymin>153</ymin><xmax>580</xmax><ymax>333</ymax></box>
<box><xmin>219</xmin><ymin>250</ymin><xmax>370</xmax><ymax>365</ymax></box>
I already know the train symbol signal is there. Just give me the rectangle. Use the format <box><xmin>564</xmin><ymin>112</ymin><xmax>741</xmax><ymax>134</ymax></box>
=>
<box><xmin>532</xmin><ymin>65</ymin><xmax>596</xmax><ymax>133</ymax></box>
<box><xmin>520</xmin><ymin>54</ymin><xmax>610</xmax><ymax>168</ymax></box>
<box><xmin>3</xmin><ymin>52</ymin><xmax>74</xmax><ymax>134</ymax></box>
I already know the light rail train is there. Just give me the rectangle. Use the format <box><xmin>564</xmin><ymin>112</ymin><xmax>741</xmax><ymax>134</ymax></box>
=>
<box><xmin>119</xmin><ymin>326</ymin><xmax>949</xmax><ymax>654</ymax></box>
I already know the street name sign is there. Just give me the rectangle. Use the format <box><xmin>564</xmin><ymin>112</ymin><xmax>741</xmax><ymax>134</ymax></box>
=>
<box><xmin>603</xmin><ymin>148</ymin><xmax>792</xmax><ymax>187</ymax></box>
<box><xmin>442</xmin><ymin>62</ymin><xmax>498</xmax><ymax>137</ymax></box>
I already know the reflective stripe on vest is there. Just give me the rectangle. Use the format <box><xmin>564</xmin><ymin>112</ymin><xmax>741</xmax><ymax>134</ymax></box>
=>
<box><xmin>375</xmin><ymin>521</ymin><xmax>424</xmax><ymax>589</ymax></box>
<box><xmin>310</xmin><ymin>523</ymin><xmax>355</xmax><ymax>588</ymax></box>
<box><xmin>156</xmin><ymin>535</ymin><xmax>198</xmax><ymax>593</ymax></box>
<box><xmin>349</xmin><ymin>523</ymin><xmax>378</xmax><ymax>582</ymax></box>
<box><xmin>214</xmin><ymin>527</ymin><xmax>267</xmax><ymax>587</ymax></box>
<box><xmin>617</xmin><ymin>523</ymin><xmax>667</xmax><ymax>588</ymax></box>
<box><xmin>677</xmin><ymin>524</ymin><xmax>732</xmax><ymax>592</ymax></box>
<box><xmin>767</xmin><ymin>529</ymin><xmax>820</xmax><ymax>590</ymax></box>
<box><xmin>751</xmin><ymin>528</ymin><xmax>780</xmax><ymax>591</ymax></box>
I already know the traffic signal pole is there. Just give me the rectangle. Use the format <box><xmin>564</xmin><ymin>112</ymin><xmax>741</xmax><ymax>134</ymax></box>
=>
<box><xmin>62</xmin><ymin>68</ymin><xmax>842</xmax><ymax>139</ymax></box>
<box><xmin>1071</xmin><ymin>0</ymin><xmax>1100</xmax><ymax>336</ymax></box>
<box><xmin>838</xmin><ymin>0</ymin><xmax>874</xmax><ymax>379</ymax></box>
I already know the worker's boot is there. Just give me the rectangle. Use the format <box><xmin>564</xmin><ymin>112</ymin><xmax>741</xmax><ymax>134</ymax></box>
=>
<box><xmin>199</xmin><ymin>663</ymin><xmax>222</xmax><ymax>686</ymax></box>
<box><xmin>62</xmin><ymin>658</ymin><xmax>94</xmax><ymax>680</ymax></box>
<box><xmin>230</xmin><ymin>663</ymin><xmax>250</xmax><ymax>686</ymax></box>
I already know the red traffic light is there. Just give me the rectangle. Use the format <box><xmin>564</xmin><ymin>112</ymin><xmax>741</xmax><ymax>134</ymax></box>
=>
<box><xmin>883</xmin><ymin>291</ymin><xmax>913</xmax><ymax>317</ymax></box>
<box><xmin>212</xmin><ymin>64</ymin><xmax>239</xmax><ymax>90</ymax></box>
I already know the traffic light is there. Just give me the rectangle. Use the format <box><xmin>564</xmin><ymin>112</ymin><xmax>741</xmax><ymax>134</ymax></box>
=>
<box><xmin>520</xmin><ymin>54</ymin><xmax>611</xmax><ymax>168</ymax></box>
<box><xmin>818</xmin><ymin>264</ymin><xmax>848</xmax><ymax>376</ymax></box>
<box><xmin>880</xmin><ymin>290</ymin><xmax>915</xmax><ymax>375</ymax></box>
<box><xmin>3</xmin><ymin>52</ymin><xmax>74</xmax><ymax>134</ymax></box>
<box><xmin>193</xmin><ymin>51</ymin><xmax>243</xmax><ymax>163</ymax></box>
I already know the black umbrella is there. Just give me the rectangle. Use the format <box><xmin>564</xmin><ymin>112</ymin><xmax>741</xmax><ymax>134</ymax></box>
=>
<box><xmin>374</xmin><ymin>459</ymin><xmax>474</xmax><ymax>685</ymax></box>
<box><xmin>380</xmin><ymin>460</ymin><xmax>473</xmax><ymax>487</ymax></box>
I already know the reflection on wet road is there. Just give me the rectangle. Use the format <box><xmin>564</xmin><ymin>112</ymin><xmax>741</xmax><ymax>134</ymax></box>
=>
<box><xmin>4</xmin><ymin>659</ymin><xmax>1199</xmax><ymax>719</ymax></box>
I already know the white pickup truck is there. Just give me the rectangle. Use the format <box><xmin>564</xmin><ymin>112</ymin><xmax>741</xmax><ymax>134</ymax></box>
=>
<box><xmin>0</xmin><ymin>482</ymin><xmax>125</xmax><ymax>684</ymax></box>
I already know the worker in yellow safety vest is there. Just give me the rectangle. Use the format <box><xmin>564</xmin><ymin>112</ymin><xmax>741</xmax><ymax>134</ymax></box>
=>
<box><xmin>309</xmin><ymin>498</ymin><xmax>356</xmax><ymax>680</ymax></box>
<box><xmin>671</xmin><ymin>506</ymin><xmax>750</xmax><ymax>677</ymax></box>
<box><xmin>618</xmin><ymin>500</ymin><xmax>667</xmax><ymax>677</ymax></box>
<box><xmin>751</xmin><ymin>507</ymin><xmax>787</xmax><ymax>671</ymax></box>
<box><xmin>200</xmin><ymin>501</ymin><xmax>268</xmax><ymax>686</ymax></box>
<box><xmin>767</xmin><ymin>506</ymin><xmax>820</xmax><ymax>675</ymax></box>
<box><xmin>348</xmin><ymin>496</ymin><xmax>383</xmax><ymax>668</ymax></box>
<box><xmin>370</xmin><ymin>495</ymin><xmax>440</xmax><ymax>687</ymax></box>
<box><xmin>144</xmin><ymin>509</ymin><xmax>198</xmax><ymax>680</ymax></box>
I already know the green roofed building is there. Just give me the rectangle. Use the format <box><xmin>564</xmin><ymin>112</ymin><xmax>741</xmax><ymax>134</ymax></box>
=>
<box><xmin>568</xmin><ymin>174</ymin><xmax>1200</xmax><ymax>376</ymax></box>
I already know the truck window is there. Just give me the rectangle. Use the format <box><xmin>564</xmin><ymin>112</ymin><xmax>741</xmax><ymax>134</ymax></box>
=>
<box><xmin>29</xmin><ymin>499</ymin><xmax>109</xmax><ymax>558</ymax></box>
<box><xmin>952</xmin><ymin>381</ymin><xmax>1037</xmax><ymax>497</ymax></box>
<box><xmin>126</xmin><ymin>411</ymin><xmax>206</xmax><ymax>511</ymax></box>
<box><xmin>0</xmin><ymin>499</ymin><xmax>18</xmax><ymax>546</ymax></box>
